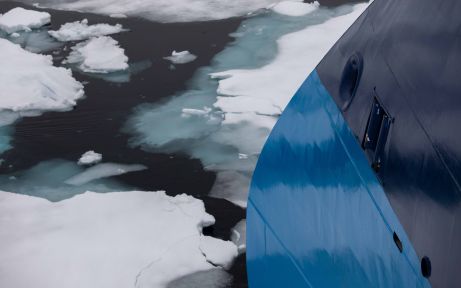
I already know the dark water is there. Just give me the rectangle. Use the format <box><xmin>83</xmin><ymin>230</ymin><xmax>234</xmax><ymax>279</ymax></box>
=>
<box><xmin>0</xmin><ymin>1</ymin><xmax>247</xmax><ymax>286</ymax></box>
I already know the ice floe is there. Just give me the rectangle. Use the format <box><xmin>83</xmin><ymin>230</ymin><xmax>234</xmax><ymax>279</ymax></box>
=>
<box><xmin>0</xmin><ymin>38</ymin><xmax>84</xmax><ymax>122</ymax></box>
<box><xmin>49</xmin><ymin>19</ymin><xmax>126</xmax><ymax>41</ymax></box>
<box><xmin>0</xmin><ymin>7</ymin><xmax>50</xmax><ymax>34</ymax></box>
<box><xmin>29</xmin><ymin>0</ymin><xmax>285</xmax><ymax>22</ymax></box>
<box><xmin>78</xmin><ymin>150</ymin><xmax>102</xmax><ymax>165</ymax></box>
<box><xmin>64</xmin><ymin>36</ymin><xmax>129</xmax><ymax>73</ymax></box>
<box><xmin>272</xmin><ymin>0</ymin><xmax>319</xmax><ymax>17</ymax></box>
<box><xmin>127</xmin><ymin>3</ymin><xmax>369</xmax><ymax>207</ymax></box>
<box><xmin>65</xmin><ymin>163</ymin><xmax>147</xmax><ymax>185</ymax></box>
<box><xmin>164</xmin><ymin>50</ymin><xmax>197</xmax><ymax>65</ymax></box>
<box><xmin>110</xmin><ymin>13</ymin><xmax>127</xmax><ymax>18</ymax></box>
<box><xmin>0</xmin><ymin>190</ymin><xmax>237</xmax><ymax>288</ymax></box>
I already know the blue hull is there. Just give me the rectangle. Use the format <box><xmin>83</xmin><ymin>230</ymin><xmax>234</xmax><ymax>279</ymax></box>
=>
<box><xmin>247</xmin><ymin>71</ymin><xmax>430</xmax><ymax>287</ymax></box>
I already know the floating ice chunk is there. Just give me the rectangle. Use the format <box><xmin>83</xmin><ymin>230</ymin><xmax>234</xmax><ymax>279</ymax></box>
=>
<box><xmin>78</xmin><ymin>150</ymin><xmax>102</xmax><ymax>165</ymax></box>
<box><xmin>271</xmin><ymin>1</ymin><xmax>319</xmax><ymax>17</ymax></box>
<box><xmin>65</xmin><ymin>36</ymin><xmax>129</xmax><ymax>73</ymax></box>
<box><xmin>65</xmin><ymin>163</ymin><xmax>147</xmax><ymax>185</ymax></box>
<box><xmin>110</xmin><ymin>13</ymin><xmax>127</xmax><ymax>18</ymax></box>
<box><xmin>49</xmin><ymin>19</ymin><xmax>126</xmax><ymax>41</ymax></box>
<box><xmin>164</xmin><ymin>50</ymin><xmax>197</xmax><ymax>64</ymax></box>
<box><xmin>0</xmin><ymin>190</ymin><xmax>235</xmax><ymax>288</ymax></box>
<box><xmin>238</xmin><ymin>153</ymin><xmax>248</xmax><ymax>159</ymax></box>
<box><xmin>199</xmin><ymin>236</ymin><xmax>238</xmax><ymax>269</ymax></box>
<box><xmin>0</xmin><ymin>7</ymin><xmax>51</xmax><ymax>34</ymax></box>
<box><xmin>0</xmin><ymin>39</ymin><xmax>84</xmax><ymax>114</ymax></box>
<box><xmin>10</xmin><ymin>32</ymin><xmax>20</xmax><ymax>37</ymax></box>
<box><xmin>231</xmin><ymin>219</ymin><xmax>246</xmax><ymax>253</ymax></box>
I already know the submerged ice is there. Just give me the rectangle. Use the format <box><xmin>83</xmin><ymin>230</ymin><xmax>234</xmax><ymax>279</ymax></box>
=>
<box><xmin>127</xmin><ymin>3</ymin><xmax>368</xmax><ymax>207</ymax></box>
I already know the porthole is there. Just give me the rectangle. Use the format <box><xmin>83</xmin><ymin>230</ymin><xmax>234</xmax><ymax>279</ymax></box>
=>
<box><xmin>421</xmin><ymin>256</ymin><xmax>432</xmax><ymax>278</ymax></box>
<box><xmin>339</xmin><ymin>53</ymin><xmax>363</xmax><ymax>111</ymax></box>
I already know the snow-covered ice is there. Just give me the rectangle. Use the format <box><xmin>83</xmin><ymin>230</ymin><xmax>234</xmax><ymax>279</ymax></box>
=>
<box><xmin>272</xmin><ymin>1</ymin><xmax>319</xmax><ymax>17</ymax></box>
<box><xmin>65</xmin><ymin>36</ymin><xmax>129</xmax><ymax>73</ymax></box>
<box><xmin>49</xmin><ymin>19</ymin><xmax>126</xmax><ymax>41</ymax></box>
<box><xmin>164</xmin><ymin>50</ymin><xmax>197</xmax><ymax>65</ymax></box>
<box><xmin>30</xmin><ymin>0</ymin><xmax>286</xmax><ymax>22</ymax></box>
<box><xmin>0</xmin><ymin>38</ymin><xmax>84</xmax><ymax>123</ymax></box>
<box><xmin>0</xmin><ymin>190</ymin><xmax>237</xmax><ymax>288</ymax></box>
<box><xmin>127</xmin><ymin>3</ymin><xmax>369</xmax><ymax>207</ymax></box>
<box><xmin>65</xmin><ymin>163</ymin><xmax>147</xmax><ymax>185</ymax></box>
<box><xmin>0</xmin><ymin>7</ymin><xmax>50</xmax><ymax>34</ymax></box>
<box><xmin>78</xmin><ymin>150</ymin><xmax>102</xmax><ymax>165</ymax></box>
<box><xmin>200</xmin><ymin>236</ymin><xmax>238</xmax><ymax>269</ymax></box>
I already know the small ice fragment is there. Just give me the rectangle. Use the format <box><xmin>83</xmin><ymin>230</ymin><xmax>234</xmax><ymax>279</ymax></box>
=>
<box><xmin>199</xmin><ymin>236</ymin><xmax>238</xmax><ymax>269</ymax></box>
<box><xmin>0</xmin><ymin>7</ymin><xmax>51</xmax><ymax>34</ymax></box>
<box><xmin>231</xmin><ymin>219</ymin><xmax>246</xmax><ymax>253</ymax></box>
<box><xmin>64</xmin><ymin>163</ymin><xmax>147</xmax><ymax>186</ymax></box>
<box><xmin>110</xmin><ymin>13</ymin><xmax>127</xmax><ymax>18</ymax></box>
<box><xmin>272</xmin><ymin>1</ymin><xmax>319</xmax><ymax>17</ymax></box>
<box><xmin>64</xmin><ymin>36</ymin><xmax>129</xmax><ymax>73</ymax></box>
<box><xmin>181</xmin><ymin>107</ymin><xmax>211</xmax><ymax>118</ymax></box>
<box><xmin>10</xmin><ymin>32</ymin><xmax>20</xmax><ymax>38</ymax></box>
<box><xmin>77</xmin><ymin>150</ymin><xmax>102</xmax><ymax>165</ymax></box>
<box><xmin>238</xmin><ymin>153</ymin><xmax>248</xmax><ymax>159</ymax></box>
<box><xmin>164</xmin><ymin>50</ymin><xmax>197</xmax><ymax>64</ymax></box>
<box><xmin>49</xmin><ymin>19</ymin><xmax>126</xmax><ymax>41</ymax></box>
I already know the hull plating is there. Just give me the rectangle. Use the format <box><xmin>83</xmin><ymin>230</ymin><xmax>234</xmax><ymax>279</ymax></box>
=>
<box><xmin>247</xmin><ymin>71</ymin><xmax>431</xmax><ymax>287</ymax></box>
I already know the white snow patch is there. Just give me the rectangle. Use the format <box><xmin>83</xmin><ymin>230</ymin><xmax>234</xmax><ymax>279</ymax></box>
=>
<box><xmin>0</xmin><ymin>190</ymin><xmax>234</xmax><ymax>288</ymax></box>
<box><xmin>0</xmin><ymin>39</ymin><xmax>84</xmax><ymax>122</ymax></box>
<box><xmin>164</xmin><ymin>50</ymin><xmax>197</xmax><ymax>65</ymax></box>
<box><xmin>65</xmin><ymin>36</ymin><xmax>128</xmax><ymax>73</ymax></box>
<box><xmin>65</xmin><ymin>163</ymin><xmax>147</xmax><ymax>185</ymax></box>
<box><xmin>0</xmin><ymin>7</ymin><xmax>50</xmax><ymax>34</ymax></box>
<box><xmin>77</xmin><ymin>150</ymin><xmax>102</xmax><ymax>165</ymax></box>
<box><xmin>49</xmin><ymin>19</ymin><xmax>126</xmax><ymax>41</ymax></box>
<box><xmin>272</xmin><ymin>1</ymin><xmax>319</xmax><ymax>17</ymax></box>
<box><xmin>199</xmin><ymin>236</ymin><xmax>238</xmax><ymax>269</ymax></box>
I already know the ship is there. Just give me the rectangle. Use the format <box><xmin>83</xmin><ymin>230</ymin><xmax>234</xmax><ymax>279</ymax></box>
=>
<box><xmin>246</xmin><ymin>0</ymin><xmax>461</xmax><ymax>287</ymax></box>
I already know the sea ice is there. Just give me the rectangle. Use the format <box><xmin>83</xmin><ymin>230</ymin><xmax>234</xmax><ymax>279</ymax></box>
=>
<box><xmin>65</xmin><ymin>163</ymin><xmax>147</xmax><ymax>185</ymax></box>
<box><xmin>64</xmin><ymin>36</ymin><xmax>129</xmax><ymax>73</ymax></box>
<box><xmin>0</xmin><ymin>38</ymin><xmax>84</xmax><ymax>121</ymax></box>
<box><xmin>78</xmin><ymin>150</ymin><xmax>102</xmax><ymax>165</ymax></box>
<box><xmin>29</xmin><ymin>0</ymin><xmax>286</xmax><ymax>22</ymax></box>
<box><xmin>199</xmin><ymin>236</ymin><xmax>238</xmax><ymax>269</ymax></box>
<box><xmin>164</xmin><ymin>50</ymin><xmax>197</xmax><ymax>64</ymax></box>
<box><xmin>49</xmin><ymin>19</ymin><xmax>126</xmax><ymax>41</ymax></box>
<box><xmin>0</xmin><ymin>7</ymin><xmax>50</xmax><ymax>33</ymax></box>
<box><xmin>271</xmin><ymin>1</ymin><xmax>319</xmax><ymax>17</ymax></box>
<box><xmin>0</xmin><ymin>190</ymin><xmax>236</xmax><ymax>288</ymax></box>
